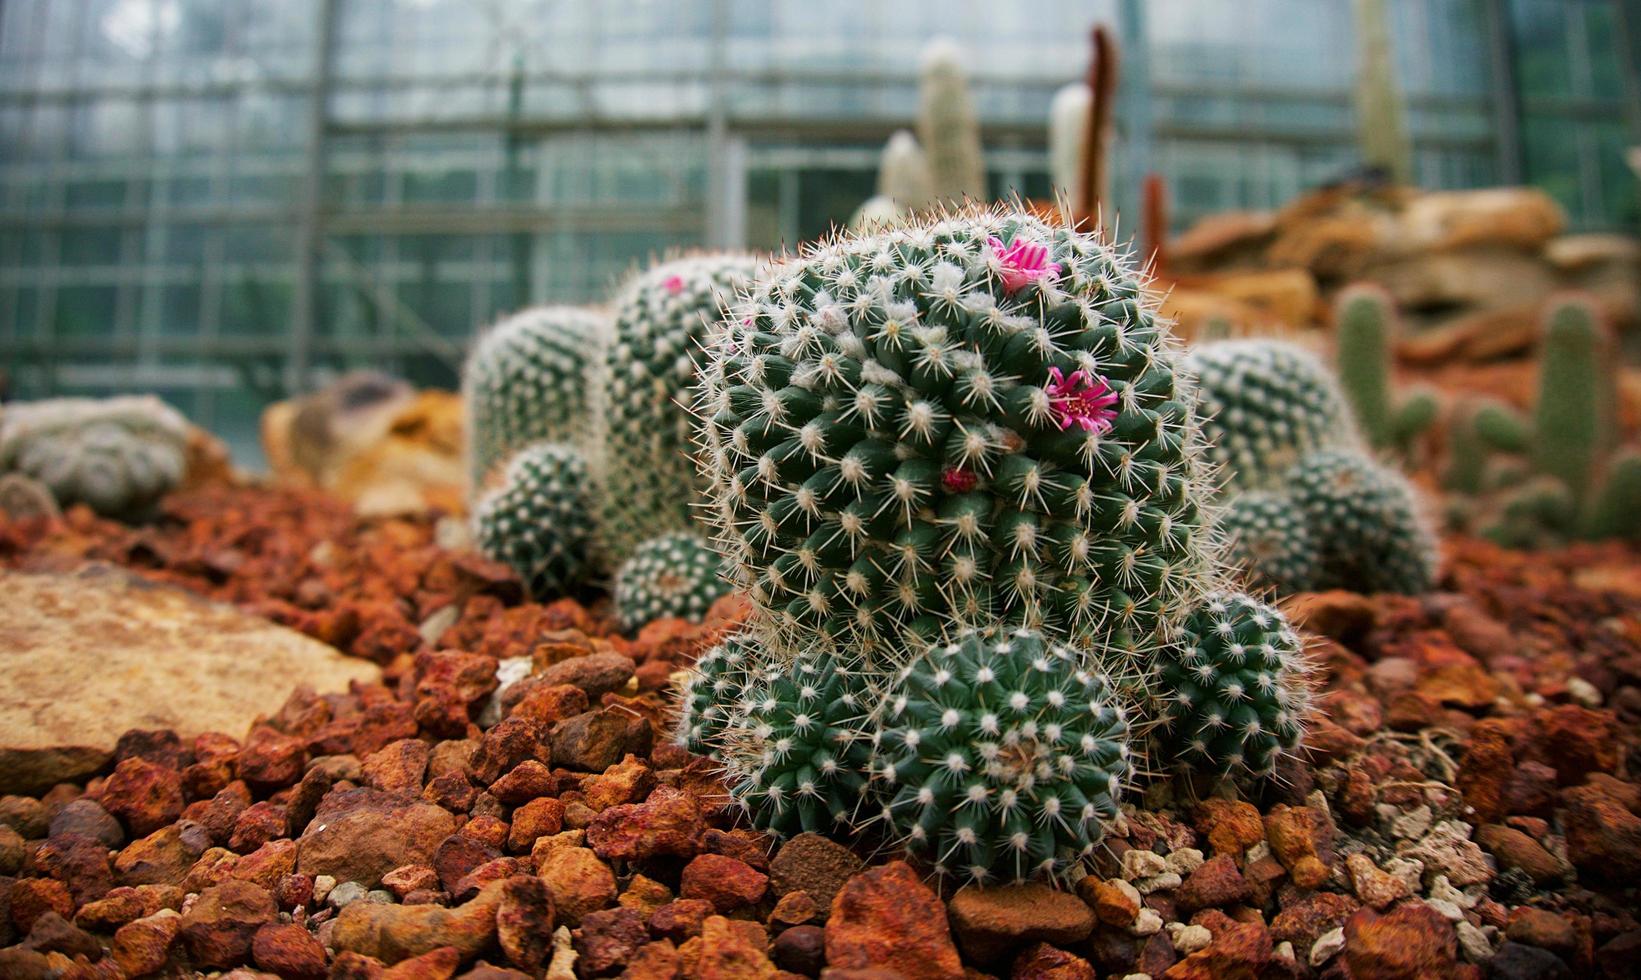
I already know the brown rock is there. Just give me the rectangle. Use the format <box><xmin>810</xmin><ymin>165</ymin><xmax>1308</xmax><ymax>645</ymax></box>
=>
<box><xmin>535</xmin><ymin>653</ymin><xmax>635</xmax><ymax>699</ymax></box>
<box><xmin>252</xmin><ymin>922</ymin><xmax>327</xmax><ymax>979</ymax></box>
<box><xmin>1195</xmin><ymin>799</ymin><xmax>1265</xmax><ymax>859</ymax></box>
<box><xmin>35</xmin><ymin>831</ymin><xmax>114</xmax><ymax>904</ymax></box>
<box><xmin>296</xmin><ymin>787</ymin><xmax>457</xmax><ymax>888</ymax></box>
<box><xmin>1011</xmin><ymin>941</ymin><xmax>1098</xmax><ymax>979</ymax></box>
<box><xmin>582</xmin><ymin>755</ymin><xmax>654</xmax><ymax>811</ymax></box>
<box><xmin>434</xmin><ymin>834</ymin><xmax>502</xmax><ymax>895</ymax></box>
<box><xmin>550</xmin><ymin>709</ymin><xmax>630</xmax><ymax>773</ymax></box>
<box><xmin>1530</xmin><ymin>706</ymin><xmax>1621</xmax><ymax>784</ymax></box>
<box><xmin>178</xmin><ymin>880</ymin><xmax>278</xmax><ymax>970</ymax></box>
<box><xmin>115</xmin><ymin>824</ymin><xmax>209</xmax><ymax>887</ymax></box>
<box><xmin>649</xmin><ymin>898</ymin><xmax>714</xmax><ymax>944</ymax></box>
<box><xmin>75</xmin><ymin>886</ymin><xmax>147</xmax><ymax>931</ymax></box>
<box><xmin>1263</xmin><ymin>805</ymin><xmax>1332</xmax><ymax>889</ymax></box>
<box><xmin>1563</xmin><ymin>783</ymin><xmax>1641</xmax><ymax>882</ymax></box>
<box><xmin>1271</xmin><ymin>891</ymin><xmax>1359</xmax><ymax>952</ymax></box>
<box><xmin>1344</xmin><ymin>854</ymin><xmax>1410</xmax><ymax>910</ymax></box>
<box><xmin>507</xmin><ymin>798</ymin><xmax>565</xmax><ymax>853</ymax></box>
<box><xmin>946</xmin><ymin>883</ymin><xmax>1095</xmax><ymax>964</ymax></box>
<box><xmin>1476</xmin><ymin>824</ymin><xmax>1566</xmax><ymax>885</ymax></box>
<box><xmin>1175</xmin><ymin>854</ymin><xmax>1251</xmax><ymax>914</ymax></box>
<box><xmin>772</xmin><ymin>924</ymin><xmax>826</xmax><ymax>975</ymax></box>
<box><xmin>681</xmin><ymin>853</ymin><xmax>769</xmax><ymax>913</ymax></box>
<box><xmin>363</xmin><ymin>739</ymin><xmax>432</xmax><ymax>795</ymax></box>
<box><xmin>99</xmin><ymin>757</ymin><xmax>185</xmax><ymax>837</ymax></box>
<box><xmin>695</xmin><ymin>914</ymin><xmax>779</xmax><ymax>978</ymax></box>
<box><xmin>586</xmin><ymin>785</ymin><xmax>703</xmax><ymax>861</ymax></box>
<box><xmin>112</xmin><ymin>911</ymin><xmax>182</xmax><ymax>977</ymax></box>
<box><xmin>825</xmin><ymin>861</ymin><xmax>962</xmax><ymax>979</ymax></box>
<box><xmin>1341</xmin><ymin>902</ymin><xmax>1459</xmax><ymax>980</ymax></box>
<box><xmin>768</xmin><ymin>832</ymin><xmax>864</xmax><ymax>916</ymax></box>
<box><xmin>330</xmin><ymin>876</ymin><xmax>509</xmax><ymax>965</ymax></box>
<box><xmin>1506</xmin><ymin>907</ymin><xmax>1579</xmax><ymax>960</ymax></box>
<box><xmin>21</xmin><ymin>911</ymin><xmax>102</xmax><ymax>961</ymax></box>
<box><xmin>575</xmin><ymin>906</ymin><xmax>648</xmax><ymax>974</ymax></box>
<box><xmin>237</xmin><ymin>727</ymin><xmax>308</xmax><ymax>791</ymax></box>
<box><xmin>1163</xmin><ymin>909</ymin><xmax>1271</xmax><ymax>980</ymax></box>
<box><xmin>232</xmin><ymin>838</ymin><xmax>298</xmax><ymax>892</ymax></box>
<box><xmin>1077</xmin><ymin>877</ymin><xmax>1140</xmax><ymax>927</ymax></box>
<box><xmin>538</xmin><ymin>845</ymin><xmax>615</xmax><ymax>927</ymax></box>
<box><xmin>494</xmin><ymin>876</ymin><xmax>554</xmax><ymax>972</ymax></box>
<box><xmin>471</xmin><ymin>718</ymin><xmax>550</xmax><ymax>786</ymax></box>
<box><xmin>50</xmin><ymin>799</ymin><xmax>124</xmax><ymax>849</ymax></box>
<box><xmin>1457</xmin><ymin>718</ymin><xmax>1515</xmax><ymax>824</ymax></box>
<box><xmin>618</xmin><ymin>875</ymin><xmax>674</xmax><ymax>918</ymax></box>
<box><xmin>10</xmin><ymin>877</ymin><xmax>75</xmax><ymax>935</ymax></box>
<box><xmin>506</xmin><ymin>683</ymin><xmax>589</xmax><ymax>729</ymax></box>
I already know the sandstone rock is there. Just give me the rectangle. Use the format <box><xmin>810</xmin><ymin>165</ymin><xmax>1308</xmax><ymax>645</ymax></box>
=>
<box><xmin>946</xmin><ymin>882</ymin><xmax>1094</xmax><ymax>964</ymax></box>
<box><xmin>296</xmin><ymin>787</ymin><xmax>456</xmax><ymax>888</ymax></box>
<box><xmin>112</xmin><ymin>911</ymin><xmax>181</xmax><ymax>976</ymax></box>
<box><xmin>694</xmin><ymin>914</ymin><xmax>778</xmax><ymax>977</ymax></box>
<box><xmin>1476</xmin><ymin>824</ymin><xmax>1566</xmax><ymax>885</ymax></box>
<box><xmin>825</xmin><ymin>861</ymin><xmax>962</xmax><ymax>979</ymax></box>
<box><xmin>1012</xmin><ymin>941</ymin><xmax>1098</xmax><ymax>979</ymax></box>
<box><xmin>495</xmin><ymin>876</ymin><xmax>554</xmax><ymax>972</ymax></box>
<box><xmin>330</xmin><ymin>876</ymin><xmax>510</xmax><ymax>965</ymax></box>
<box><xmin>679</xmin><ymin>853</ymin><xmax>768</xmax><ymax>913</ymax></box>
<box><xmin>585</xmin><ymin>786</ymin><xmax>703</xmax><ymax>862</ymax></box>
<box><xmin>1175</xmin><ymin>854</ymin><xmax>1251</xmax><ymax>914</ymax></box>
<box><xmin>538</xmin><ymin>846</ymin><xmax>615</xmax><ymax>927</ymax></box>
<box><xmin>1562</xmin><ymin>783</ymin><xmax>1641</xmax><ymax>882</ymax></box>
<box><xmin>0</xmin><ymin>565</ymin><xmax>378</xmax><ymax>794</ymax></box>
<box><xmin>178</xmin><ymin>880</ymin><xmax>278</xmax><ymax>970</ymax></box>
<box><xmin>1345</xmin><ymin>853</ymin><xmax>1411</xmax><ymax>910</ymax></box>
<box><xmin>1264</xmin><ymin>805</ymin><xmax>1333</xmax><ymax>889</ymax></box>
<box><xmin>768</xmin><ymin>832</ymin><xmax>864</xmax><ymax>916</ymax></box>
<box><xmin>1162</xmin><ymin>908</ymin><xmax>1272</xmax><ymax>980</ymax></box>
<box><xmin>533</xmin><ymin>653</ymin><xmax>635</xmax><ymax>699</ymax></box>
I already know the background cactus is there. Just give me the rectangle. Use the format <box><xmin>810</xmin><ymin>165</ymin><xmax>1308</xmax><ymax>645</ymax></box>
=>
<box><xmin>874</xmin><ymin>627</ymin><xmax>1130</xmax><ymax>883</ymax></box>
<box><xmin>1583</xmin><ymin>448</ymin><xmax>1641</xmax><ymax>541</ymax></box>
<box><xmin>1153</xmin><ymin>592</ymin><xmax>1309</xmax><ymax>778</ymax></box>
<box><xmin>917</xmin><ymin>39</ymin><xmax>986</xmax><ymax>204</ymax></box>
<box><xmin>1048</xmin><ymin>82</ymin><xmax>1091</xmax><ymax>211</ymax></box>
<box><xmin>1334</xmin><ymin>284</ymin><xmax>1438</xmax><ymax>457</ymax></box>
<box><xmin>462</xmin><ymin>305</ymin><xmax>608</xmax><ymax>487</ymax></box>
<box><xmin>1532</xmin><ymin>296</ymin><xmax>1618</xmax><ymax>504</ymax></box>
<box><xmin>614</xmin><ymin>532</ymin><xmax>731</xmax><ymax>634</ymax></box>
<box><xmin>595</xmin><ymin>253</ymin><xmax>762</xmax><ymax>564</ymax></box>
<box><xmin>0</xmin><ymin>395</ymin><xmax>190</xmax><ymax>519</ymax></box>
<box><xmin>1216</xmin><ymin>491</ymin><xmax>1322</xmax><ymax>595</ymax></box>
<box><xmin>677</xmin><ymin>635</ymin><xmax>757</xmax><ymax>757</ymax></box>
<box><xmin>851</xmin><ymin>130</ymin><xmax>934</xmax><ymax>231</ymax></box>
<box><xmin>471</xmin><ymin>442</ymin><xmax>594</xmax><ymax>598</ymax></box>
<box><xmin>0</xmin><ymin>473</ymin><xmax>60</xmax><ymax>520</ymax></box>
<box><xmin>1287</xmin><ymin>450</ymin><xmax>1439</xmax><ymax>594</ymax></box>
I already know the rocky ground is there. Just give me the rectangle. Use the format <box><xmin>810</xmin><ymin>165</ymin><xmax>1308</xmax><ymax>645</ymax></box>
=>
<box><xmin>0</xmin><ymin>486</ymin><xmax>1637</xmax><ymax>979</ymax></box>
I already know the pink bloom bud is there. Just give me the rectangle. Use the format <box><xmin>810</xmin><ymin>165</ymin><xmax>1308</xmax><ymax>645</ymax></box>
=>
<box><xmin>988</xmin><ymin>236</ymin><xmax>1062</xmax><ymax>293</ymax></box>
<box><xmin>1044</xmin><ymin>367</ymin><xmax>1120</xmax><ymax>434</ymax></box>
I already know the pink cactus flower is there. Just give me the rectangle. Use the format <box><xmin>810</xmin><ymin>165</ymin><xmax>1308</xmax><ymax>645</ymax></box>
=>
<box><xmin>988</xmin><ymin>236</ymin><xmax>1062</xmax><ymax>293</ymax></box>
<box><xmin>1044</xmin><ymin>367</ymin><xmax>1119</xmax><ymax>434</ymax></box>
<box><xmin>941</xmin><ymin>465</ymin><xmax>979</xmax><ymax>493</ymax></box>
<box><xmin>662</xmin><ymin>274</ymin><xmax>685</xmax><ymax>295</ymax></box>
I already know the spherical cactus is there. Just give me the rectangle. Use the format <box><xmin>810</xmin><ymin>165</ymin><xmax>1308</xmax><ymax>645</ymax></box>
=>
<box><xmin>471</xmin><ymin>442</ymin><xmax>594</xmax><ymax>599</ymax></box>
<box><xmin>873</xmin><ymin>627</ymin><xmax>1131</xmax><ymax>884</ymax></box>
<box><xmin>1215</xmin><ymin>491</ymin><xmax>1321</xmax><ymax>595</ymax></box>
<box><xmin>596</xmin><ymin>253</ymin><xmax>763</xmax><ymax>563</ymax></box>
<box><xmin>1287</xmin><ymin>450</ymin><xmax>1438</xmax><ymax>594</ymax></box>
<box><xmin>723</xmin><ymin>655</ymin><xmax>879</xmax><ymax>837</ymax></box>
<box><xmin>676</xmin><ymin>634</ymin><xmax>758</xmax><ymax>757</ymax></box>
<box><xmin>614</xmin><ymin>532</ymin><xmax>731</xmax><ymax>633</ymax></box>
<box><xmin>697</xmin><ymin>209</ymin><xmax>1217</xmax><ymax>663</ymax></box>
<box><xmin>0</xmin><ymin>473</ymin><xmax>60</xmax><ymax>520</ymax></box>
<box><xmin>1184</xmin><ymin>340</ymin><xmax>1357</xmax><ymax>491</ymax></box>
<box><xmin>463</xmin><ymin>305</ymin><xmax>608</xmax><ymax>486</ymax></box>
<box><xmin>1153</xmin><ymin>592</ymin><xmax>1310</xmax><ymax>779</ymax></box>
<box><xmin>0</xmin><ymin>395</ymin><xmax>190</xmax><ymax>519</ymax></box>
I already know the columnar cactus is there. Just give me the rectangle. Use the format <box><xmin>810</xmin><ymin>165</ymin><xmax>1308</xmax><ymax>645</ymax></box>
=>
<box><xmin>1184</xmin><ymin>340</ymin><xmax>1357</xmax><ymax>492</ymax></box>
<box><xmin>875</xmin><ymin>627</ymin><xmax>1130</xmax><ymax>883</ymax></box>
<box><xmin>471</xmin><ymin>442</ymin><xmax>593</xmax><ymax>598</ymax></box>
<box><xmin>1153</xmin><ymin>592</ymin><xmax>1310</xmax><ymax>778</ymax></box>
<box><xmin>613</xmin><ymin>532</ymin><xmax>731</xmax><ymax>634</ymax></box>
<box><xmin>1216</xmin><ymin>491</ymin><xmax>1322</xmax><ymax>595</ymax></box>
<box><xmin>596</xmin><ymin>253</ymin><xmax>763</xmax><ymax>563</ymax></box>
<box><xmin>697</xmin><ymin>209</ymin><xmax>1219</xmax><ymax>665</ymax></box>
<box><xmin>0</xmin><ymin>395</ymin><xmax>190</xmax><ymax>519</ymax></box>
<box><xmin>917</xmin><ymin>39</ymin><xmax>987</xmax><ymax>204</ymax></box>
<box><xmin>1287</xmin><ymin>450</ymin><xmax>1439</xmax><ymax>594</ymax></box>
<box><xmin>1532</xmin><ymin>296</ymin><xmax>1617</xmax><ymax>504</ymax></box>
<box><xmin>463</xmin><ymin>305</ymin><xmax>608</xmax><ymax>486</ymax></box>
<box><xmin>1334</xmin><ymin>285</ymin><xmax>1437</xmax><ymax>455</ymax></box>
<box><xmin>1048</xmin><ymin>82</ymin><xmax>1091</xmax><ymax>209</ymax></box>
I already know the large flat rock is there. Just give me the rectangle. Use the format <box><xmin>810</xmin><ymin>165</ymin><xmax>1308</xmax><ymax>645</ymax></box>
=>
<box><xmin>0</xmin><ymin>563</ymin><xmax>380</xmax><ymax>794</ymax></box>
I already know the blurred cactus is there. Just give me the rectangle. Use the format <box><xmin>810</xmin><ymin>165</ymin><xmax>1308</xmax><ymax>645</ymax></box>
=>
<box><xmin>1287</xmin><ymin>450</ymin><xmax>1439</xmax><ymax>594</ymax></box>
<box><xmin>471</xmin><ymin>442</ymin><xmax>594</xmax><ymax>598</ymax></box>
<box><xmin>0</xmin><ymin>473</ymin><xmax>60</xmax><ymax>521</ymax></box>
<box><xmin>1583</xmin><ymin>448</ymin><xmax>1641</xmax><ymax>541</ymax></box>
<box><xmin>0</xmin><ymin>395</ymin><xmax>190</xmax><ymax>520</ymax></box>
<box><xmin>1532</xmin><ymin>295</ymin><xmax>1617</xmax><ymax>504</ymax></box>
<box><xmin>917</xmin><ymin>38</ymin><xmax>987</xmax><ymax>204</ymax></box>
<box><xmin>1217</xmin><ymin>490</ymin><xmax>1322</xmax><ymax>595</ymax></box>
<box><xmin>1352</xmin><ymin>0</ymin><xmax>1412</xmax><ymax>183</ymax></box>
<box><xmin>1080</xmin><ymin>25</ymin><xmax>1120</xmax><ymax>224</ymax></box>
<box><xmin>1049</xmin><ymin>83</ymin><xmax>1091</xmax><ymax>211</ymax></box>
<box><xmin>614</xmin><ymin>532</ymin><xmax>731</xmax><ymax>634</ymax></box>
<box><xmin>849</xmin><ymin>130</ymin><xmax>934</xmax><ymax>231</ymax></box>
<box><xmin>1334</xmin><ymin>284</ymin><xmax>1438</xmax><ymax>457</ymax></box>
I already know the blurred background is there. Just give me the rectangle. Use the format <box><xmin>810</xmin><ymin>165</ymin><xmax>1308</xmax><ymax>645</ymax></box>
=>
<box><xmin>1</xmin><ymin>0</ymin><xmax>1638</xmax><ymax>467</ymax></box>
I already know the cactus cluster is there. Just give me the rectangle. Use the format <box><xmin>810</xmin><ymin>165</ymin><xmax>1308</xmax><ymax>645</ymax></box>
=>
<box><xmin>677</xmin><ymin>208</ymin><xmax>1313</xmax><ymax>884</ymax></box>
<box><xmin>470</xmin><ymin>442</ymin><xmax>594</xmax><ymax>598</ymax></box>
<box><xmin>1188</xmin><ymin>339</ymin><xmax>1439</xmax><ymax>595</ymax></box>
<box><xmin>0</xmin><ymin>395</ymin><xmax>190</xmax><ymax>520</ymax></box>
<box><xmin>1440</xmin><ymin>296</ymin><xmax>1638</xmax><ymax>545</ymax></box>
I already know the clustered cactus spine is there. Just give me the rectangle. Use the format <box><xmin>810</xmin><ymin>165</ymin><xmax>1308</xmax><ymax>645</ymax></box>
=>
<box><xmin>0</xmin><ymin>395</ymin><xmax>190</xmax><ymax>520</ymax></box>
<box><xmin>470</xmin><ymin>442</ymin><xmax>594</xmax><ymax>599</ymax></box>
<box><xmin>613</xmin><ymin>532</ymin><xmax>731</xmax><ymax>634</ymax></box>
<box><xmin>1216</xmin><ymin>490</ymin><xmax>1322</xmax><ymax>596</ymax></box>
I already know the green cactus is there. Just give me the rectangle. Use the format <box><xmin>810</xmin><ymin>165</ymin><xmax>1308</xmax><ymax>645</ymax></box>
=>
<box><xmin>1485</xmin><ymin>476</ymin><xmax>1577</xmax><ymax>548</ymax></box>
<box><xmin>1185</xmin><ymin>340</ymin><xmax>1357</xmax><ymax>493</ymax></box>
<box><xmin>725</xmin><ymin>654</ymin><xmax>879</xmax><ymax>838</ymax></box>
<box><xmin>1335</xmin><ymin>285</ymin><xmax>1397</xmax><ymax>448</ymax></box>
<box><xmin>1582</xmin><ymin>447</ymin><xmax>1641</xmax><ymax>541</ymax></box>
<box><xmin>596</xmin><ymin>253</ymin><xmax>762</xmax><ymax>564</ymax></box>
<box><xmin>917</xmin><ymin>39</ymin><xmax>987</xmax><ymax>204</ymax></box>
<box><xmin>1154</xmin><ymin>592</ymin><xmax>1310</xmax><ymax>778</ymax></box>
<box><xmin>1215</xmin><ymin>491</ymin><xmax>1322</xmax><ymax>595</ymax></box>
<box><xmin>1532</xmin><ymin>296</ymin><xmax>1617</xmax><ymax>505</ymax></box>
<box><xmin>1287</xmin><ymin>450</ymin><xmax>1438</xmax><ymax>594</ymax></box>
<box><xmin>1473</xmin><ymin>401</ymin><xmax>1531</xmax><ymax>454</ymax></box>
<box><xmin>677</xmin><ymin>635</ymin><xmax>758</xmax><ymax>757</ymax></box>
<box><xmin>463</xmin><ymin>305</ymin><xmax>608</xmax><ymax>487</ymax></box>
<box><xmin>471</xmin><ymin>442</ymin><xmax>593</xmax><ymax>598</ymax></box>
<box><xmin>697</xmin><ymin>209</ymin><xmax>1219</xmax><ymax>664</ymax></box>
<box><xmin>614</xmin><ymin>532</ymin><xmax>731</xmax><ymax>634</ymax></box>
<box><xmin>0</xmin><ymin>395</ymin><xmax>190</xmax><ymax>519</ymax></box>
<box><xmin>874</xmin><ymin>627</ymin><xmax>1131</xmax><ymax>884</ymax></box>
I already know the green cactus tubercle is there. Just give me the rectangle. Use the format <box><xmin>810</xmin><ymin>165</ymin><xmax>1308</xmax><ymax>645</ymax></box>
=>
<box><xmin>614</xmin><ymin>532</ymin><xmax>731</xmax><ymax>633</ymax></box>
<box><xmin>470</xmin><ymin>442</ymin><xmax>593</xmax><ymax>598</ymax></box>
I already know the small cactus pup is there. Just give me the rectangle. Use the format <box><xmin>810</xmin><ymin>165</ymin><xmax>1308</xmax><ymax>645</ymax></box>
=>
<box><xmin>614</xmin><ymin>532</ymin><xmax>732</xmax><ymax>634</ymax></box>
<box><xmin>462</xmin><ymin>305</ymin><xmax>609</xmax><ymax>487</ymax></box>
<box><xmin>1287</xmin><ymin>449</ymin><xmax>1439</xmax><ymax>594</ymax></box>
<box><xmin>471</xmin><ymin>442</ymin><xmax>594</xmax><ymax>599</ymax></box>
<box><xmin>597</xmin><ymin>253</ymin><xmax>764</xmax><ymax>564</ymax></box>
<box><xmin>697</xmin><ymin>208</ymin><xmax>1219</xmax><ymax>663</ymax></box>
<box><xmin>874</xmin><ymin>627</ymin><xmax>1131</xmax><ymax>884</ymax></box>
<box><xmin>1153</xmin><ymin>592</ymin><xmax>1311</xmax><ymax>779</ymax></box>
<box><xmin>1215</xmin><ymin>490</ymin><xmax>1321</xmax><ymax>595</ymax></box>
<box><xmin>1582</xmin><ymin>447</ymin><xmax>1641</xmax><ymax>541</ymax></box>
<box><xmin>1532</xmin><ymin>294</ymin><xmax>1618</xmax><ymax>505</ymax></box>
<box><xmin>1334</xmin><ymin>283</ymin><xmax>1433</xmax><ymax>453</ymax></box>
<box><xmin>1184</xmin><ymin>339</ymin><xmax>1358</xmax><ymax>492</ymax></box>
<box><xmin>0</xmin><ymin>395</ymin><xmax>190</xmax><ymax>520</ymax></box>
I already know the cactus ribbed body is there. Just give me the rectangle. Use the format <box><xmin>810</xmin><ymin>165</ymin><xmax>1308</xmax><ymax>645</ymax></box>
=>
<box><xmin>1216</xmin><ymin>491</ymin><xmax>1321</xmax><ymax>595</ymax></box>
<box><xmin>463</xmin><ymin>306</ymin><xmax>607</xmax><ymax>486</ymax></box>
<box><xmin>614</xmin><ymin>532</ymin><xmax>730</xmax><ymax>633</ymax></box>
<box><xmin>1155</xmin><ymin>593</ymin><xmax>1309</xmax><ymax>778</ymax></box>
<box><xmin>677</xmin><ymin>635</ymin><xmax>758</xmax><ymax>757</ymax></box>
<box><xmin>1185</xmin><ymin>341</ymin><xmax>1355</xmax><ymax>492</ymax></box>
<box><xmin>471</xmin><ymin>443</ymin><xmax>593</xmax><ymax>598</ymax></box>
<box><xmin>598</xmin><ymin>254</ymin><xmax>762</xmax><ymax>563</ymax></box>
<box><xmin>0</xmin><ymin>396</ymin><xmax>190</xmax><ymax>519</ymax></box>
<box><xmin>875</xmin><ymin>628</ymin><xmax>1130</xmax><ymax>883</ymax></box>
<box><xmin>1288</xmin><ymin>450</ymin><xmax>1438</xmax><ymax>594</ymax></box>
<box><xmin>698</xmin><ymin>211</ymin><xmax>1217</xmax><ymax>665</ymax></box>
<box><xmin>1533</xmin><ymin>297</ymin><xmax>1616</xmax><ymax>504</ymax></box>
<box><xmin>1335</xmin><ymin>285</ymin><xmax>1395</xmax><ymax>447</ymax></box>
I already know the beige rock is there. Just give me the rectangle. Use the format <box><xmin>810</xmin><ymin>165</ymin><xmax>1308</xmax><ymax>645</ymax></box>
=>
<box><xmin>1398</xmin><ymin>187</ymin><xmax>1565</xmax><ymax>253</ymax></box>
<box><xmin>1366</xmin><ymin>248</ymin><xmax>1558</xmax><ymax>313</ymax></box>
<box><xmin>0</xmin><ymin>564</ymin><xmax>379</xmax><ymax>794</ymax></box>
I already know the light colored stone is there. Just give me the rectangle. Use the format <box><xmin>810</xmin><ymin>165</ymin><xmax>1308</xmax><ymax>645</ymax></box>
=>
<box><xmin>1456</xmin><ymin>920</ymin><xmax>1495</xmax><ymax>963</ymax></box>
<box><xmin>1165</xmin><ymin>847</ymin><xmax>1205</xmax><ymax>877</ymax></box>
<box><xmin>1134</xmin><ymin>872</ymin><xmax>1181</xmax><ymax>895</ymax></box>
<box><xmin>1566</xmin><ymin>677</ymin><xmax>1602</xmax><ymax>707</ymax></box>
<box><xmin>1168</xmin><ymin>922</ymin><xmax>1212</xmax><ymax>954</ymax></box>
<box><xmin>1309</xmin><ymin>927</ymin><xmax>1345</xmax><ymax>967</ymax></box>
<box><xmin>1121</xmin><ymin>849</ymin><xmax>1167</xmax><ymax>880</ymax></box>
<box><xmin>1129</xmin><ymin>908</ymin><xmax>1163</xmax><ymax>937</ymax></box>
<box><xmin>0</xmin><ymin>565</ymin><xmax>379</xmax><ymax>794</ymax></box>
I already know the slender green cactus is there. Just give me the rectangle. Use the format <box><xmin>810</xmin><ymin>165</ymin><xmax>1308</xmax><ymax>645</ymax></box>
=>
<box><xmin>1532</xmin><ymin>296</ymin><xmax>1617</xmax><ymax>505</ymax></box>
<box><xmin>875</xmin><ymin>627</ymin><xmax>1131</xmax><ymax>883</ymax></box>
<box><xmin>1287</xmin><ymin>450</ymin><xmax>1438</xmax><ymax>594</ymax></box>
<box><xmin>613</xmin><ymin>532</ymin><xmax>731</xmax><ymax>633</ymax></box>
<box><xmin>1392</xmin><ymin>386</ymin><xmax>1440</xmax><ymax>451</ymax></box>
<box><xmin>917</xmin><ymin>39</ymin><xmax>987</xmax><ymax>204</ymax></box>
<box><xmin>1215</xmin><ymin>491</ymin><xmax>1322</xmax><ymax>595</ymax></box>
<box><xmin>0</xmin><ymin>395</ymin><xmax>190</xmax><ymax>520</ymax></box>
<box><xmin>1473</xmin><ymin>401</ymin><xmax>1531</xmax><ymax>454</ymax></box>
<box><xmin>1154</xmin><ymin>592</ymin><xmax>1310</xmax><ymax>778</ymax></box>
<box><xmin>463</xmin><ymin>305</ymin><xmax>607</xmax><ymax>487</ymax></box>
<box><xmin>1335</xmin><ymin>284</ymin><xmax>1397</xmax><ymax>448</ymax></box>
<box><xmin>596</xmin><ymin>253</ymin><xmax>762</xmax><ymax>564</ymax></box>
<box><xmin>470</xmin><ymin>442</ymin><xmax>593</xmax><ymax>599</ymax></box>
<box><xmin>1582</xmin><ymin>447</ymin><xmax>1641</xmax><ymax>541</ymax></box>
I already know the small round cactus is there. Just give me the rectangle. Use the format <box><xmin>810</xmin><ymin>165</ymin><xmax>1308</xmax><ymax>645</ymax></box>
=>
<box><xmin>725</xmin><ymin>655</ymin><xmax>878</xmax><ymax>837</ymax></box>
<box><xmin>597</xmin><ymin>253</ymin><xmax>763</xmax><ymax>563</ymax></box>
<box><xmin>873</xmin><ymin>627</ymin><xmax>1131</xmax><ymax>884</ymax></box>
<box><xmin>0</xmin><ymin>395</ymin><xmax>190</xmax><ymax>519</ymax></box>
<box><xmin>463</xmin><ymin>305</ymin><xmax>608</xmax><ymax>486</ymax></box>
<box><xmin>677</xmin><ymin>635</ymin><xmax>758</xmax><ymax>757</ymax></box>
<box><xmin>0</xmin><ymin>473</ymin><xmax>60</xmax><ymax>520</ymax></box>
<box><xmin>471</xmin><ymin>443</ymin><xmax>594</xmax><ymax>599</ymax></box>
<box><xmin>1184</xmin><ymin>340</ymin><xmax>1357</xmax><ymax>491</ymax></box>
<box><xmin>614</xmin><ymin>532</ymin><xmax>731</xmax><ymax>633</ymax></box>
<box><xmin>1215</xmin><ymin>491</ymin><xmax>1321</xmax><ymax>595</ymax></box>
<box><xmin>1153</xmin><ymin>592</ymin><xmax>1310</xmax><ymax>778</ymax></box>
<box><xmin>1287</xmin><ymin>450</ymin><xmax>1438</xmax><ymax>594</ymax></box>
